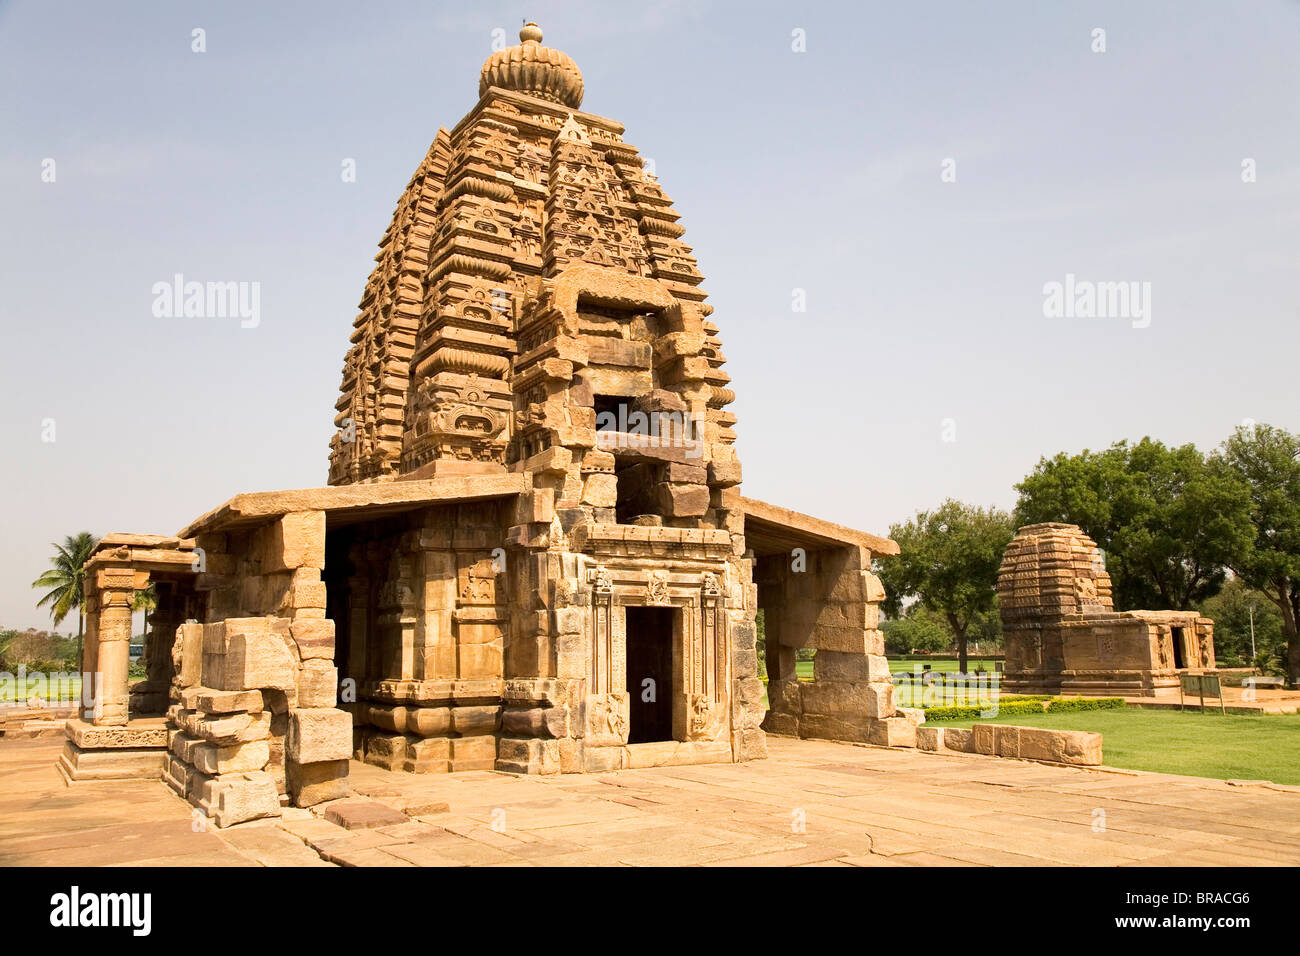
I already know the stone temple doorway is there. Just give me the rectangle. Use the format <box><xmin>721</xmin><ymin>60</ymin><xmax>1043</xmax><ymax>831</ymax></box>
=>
<box><xmin>625</xmin><ymin>605</ymin><xmax>675</xmax><ymax>744</ymax></box>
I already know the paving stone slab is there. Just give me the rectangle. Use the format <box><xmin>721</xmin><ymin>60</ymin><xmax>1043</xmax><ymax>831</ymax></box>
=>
<box><xmin>323</xmin><ymin>798</ymin><xmax>410</xmax><ymax>830</ymax></box>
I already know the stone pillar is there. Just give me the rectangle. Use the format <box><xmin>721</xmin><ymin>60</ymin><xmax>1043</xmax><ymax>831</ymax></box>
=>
<box><xmin>80</xmin><ymin>598</ymin><xmax>100</xmax><ymax>721</ymax></box>
<box><xmin>93</xmin><ymin>567</ymin><xmax>136</xmax><ymax>726</ymax></box>
<box><xmin>417</xmin><ymin>547</ymin><xmax>456</xmax><ymax>680</ymax></box>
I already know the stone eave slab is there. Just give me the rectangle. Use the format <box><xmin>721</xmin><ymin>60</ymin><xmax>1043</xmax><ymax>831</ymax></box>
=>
<box><xmin>178</xmin><ymin>474</ymin><xmax>530</xmax><ymax>538</ymax></box>
<box><xmin>740</xmin><ymin>496</ymin><xmax>899</xmax><ymax>557</ymax></box>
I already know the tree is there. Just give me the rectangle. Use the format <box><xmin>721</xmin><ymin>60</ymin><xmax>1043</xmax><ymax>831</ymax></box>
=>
<box><xmin>1211</xmin><ymin>424</ymin><xmax>1300</xmax><ymax>685</ymax></box>
<box><xmin>0</xmin><ymin>629</ymin><xmax>16</xmax><ymax>671</ymax></box>
<box><xmin>876</xmin><ymin>500</ymin><xmax>1014</xmax><ymax>672</ymax></box>
<box><xmin>1015</xmin><ymin>438</ymin><xmax>1253</xmax><ymax>610</ymax></box>
<box><xmin>1199</xmin><ymin>576</ymin><xmax>1284</xmax><ymax>666</ymax></box>
<box><xmin>131</xmin><ymin>584</ymin><xmax>157</xmax><ymax>638</ymax></box>
<box><xmin>31</xmin><ymin>532</ymin><xmax>99</xmax><ymax>672</ymax></box>
<box><xmin>881</xmin><ymin>607</ymin><xmax>952</xmax><ymax>655</ymax></box>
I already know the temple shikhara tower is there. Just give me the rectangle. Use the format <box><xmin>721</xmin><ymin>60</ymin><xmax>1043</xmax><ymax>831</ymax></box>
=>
<box><xmin>60</xmin><ymin>25</ymin><xmax>906</xmax><ymax>827</ymax></box>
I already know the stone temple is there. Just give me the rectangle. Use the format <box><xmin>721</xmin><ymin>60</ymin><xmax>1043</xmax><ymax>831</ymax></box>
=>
<box><xmin>998</xmin><ymin>523</ymin><xmax>1215</xmax><ymax>696</ymax></box>
<box><xmin>59</xmin><ymin>24</ymin><xmax>910</xmax><ymax>826</ymax></box>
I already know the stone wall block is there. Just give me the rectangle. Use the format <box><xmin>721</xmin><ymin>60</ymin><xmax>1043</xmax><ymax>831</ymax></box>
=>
<box><xmin>289</xmin><ymin>618</ymin><xmax>336</xmax><ymax>660</ymax></box>
<box><xmin>194</xmin><ymin>770</ymin><xmax>280</xmax><ymax>828</ymax></box>
<box><xmin>287</xmin><ymin>707</ymin><xmax>353</xmax><ymax>764</ymax></box>
<box><xmin>287</xmin><ymin>758</ymin><xmax>349</xmax><ymax>806</ymax></box>
<box><xmin>192</xmin><ymin>739</ymin><xmax>270</xmax><ymax>775</ymax></box>
<box><xmin>264</xmin><ymin>511</ymin><xmax>326</xmax><ymax>572</ymax></box>
<box><xmin>297</xmin><ymin>660</ymin><xmax>338</xmax><ymax>707</ymax></box>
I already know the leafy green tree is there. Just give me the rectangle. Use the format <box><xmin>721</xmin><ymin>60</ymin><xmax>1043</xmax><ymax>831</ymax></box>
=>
<box><xmin>876</xmin><ymin>500</ymin><xmax>1014</xmax><ymax>672</ymax></box>
<box><xmin>131</xmin><ymin>584</ymin><xmax>157</xmax><ymax>638</ymax></box>
<box><xmin>1199</xmin><ymin>577</ymin><xmax>1283</xmax><ymax>666</ymax></box>
<box><xmin>1211</xmin><ymin>424</ymin><xmax>1300</xmax><ymax>685</ymax></box>
<box><xmin>965</xmin><ymin>605</ymin><xmax>1003</xmax><ymax>649</ymax></box>
<box><xmin>881</xmin><ymin>607</ymin><xmax>952</xmax><ymax>655</ymax></box>
<box><xmin>31</xmin><ymin>532</ymin><xmax>99</xmax><ymax>671</ymax></box>
<box><xmin>0</xmin><ymin>629</ymin><xmax>16</xmax><ymax>671</ymax></box>
<box><xmin>1015</xmin><ymin>438</ymin><xmax>1253</xmax><ymax>610</ymax></box>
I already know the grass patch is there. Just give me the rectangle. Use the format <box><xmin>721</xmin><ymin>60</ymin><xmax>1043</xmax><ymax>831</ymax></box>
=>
<box><xmin>0</xmin><ymin>676</ymin><xmax>82</xmax><ymax>703</ymax></box>
<box><xmin>937</xmin><ymin>708</ymin><xmax>1300</xmax><ymax>785</ymax></box>
<box><xmin>888</xmin><ymin>659</ymin><xmax>1000</xmax><ymax>673</ymax></box>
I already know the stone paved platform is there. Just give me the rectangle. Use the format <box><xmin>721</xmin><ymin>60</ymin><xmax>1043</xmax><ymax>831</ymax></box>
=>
<box><xmin>3</xmin><ymin>734</ymin><xmax>1298</xmax><ymax>866</ymax></box>
<box><xmin>0</xmin><ymin>737</ymin><xmax>328</xmax><ymax>867</ymax></box>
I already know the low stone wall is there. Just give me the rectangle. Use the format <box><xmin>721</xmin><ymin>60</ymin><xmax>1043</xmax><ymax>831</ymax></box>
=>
<box><xmin>917</xmin><ymin>722</ymin><xmax>1102</xmax><ymax>766</ymax></box>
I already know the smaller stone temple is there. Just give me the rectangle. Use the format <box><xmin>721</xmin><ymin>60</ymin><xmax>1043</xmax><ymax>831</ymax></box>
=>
<box><xmin>997</xmin><ymin>523</ymin><xmax>1215</xmax><ymax>696</ymax></box>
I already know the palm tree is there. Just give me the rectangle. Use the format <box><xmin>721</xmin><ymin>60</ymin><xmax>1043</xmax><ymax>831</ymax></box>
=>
<box><xmin>131</xmin><ymin>584</ymin><xmax>158</xmax><ymax>668</ymax></box>
<box><xmin>31</xmin><ymin>532</ymin><xmax>99</xmax><ymax>672</ymax></box>
<box><xmin>0</xmin><ymin>629</ymin><xmax>16</xmax><ymax>672</ymax></box>
<box><xmin>131</xmin><ymin>584</ymin><xmax>157</xmax><ymax>625</ymax></box>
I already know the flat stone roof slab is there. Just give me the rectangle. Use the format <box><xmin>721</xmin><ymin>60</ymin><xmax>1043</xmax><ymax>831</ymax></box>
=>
<box><xmin>178</xmin><ymin>474</ymin><xmax>531</xmax><ymax>537</ymax></box>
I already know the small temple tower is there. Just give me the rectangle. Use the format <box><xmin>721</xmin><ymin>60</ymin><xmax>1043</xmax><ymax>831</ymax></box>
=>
<box><xmin>998</xmin><ymin>523</ymin><xmax>1215</xmax><ymax>696</ymax></box>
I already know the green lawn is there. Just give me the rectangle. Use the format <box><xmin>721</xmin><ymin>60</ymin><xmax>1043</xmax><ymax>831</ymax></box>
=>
<box><xmin>888</xmin><ymin>659</ymin><xmax>999</xmax><ymax>673</ymax></box>
<box><xmin>770</xmin><ymin>659</ymin><xmax>1000</xmax><ymax>680</ymax></box>
<box><xmin>763</xmin><ymin>659</ymin><xmax>1001</xmax><ymax>709</ymax></box>
<box><xmin>937</xmin><ymin>708</ymin><xmax>1300</xmax><ymax>785</ymax></box>
<box><xmin>0</xmin><ymin>676</ymin><xmax>82</xmax><ymax>703</ymax></box>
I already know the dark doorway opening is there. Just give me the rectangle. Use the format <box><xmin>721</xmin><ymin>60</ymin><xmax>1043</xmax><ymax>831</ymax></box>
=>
<box><xmin>1171</xmin><ymin>627</ymin><xmax>1186</xmax><ymax>669</ymax></box>
<box><xmin>625</xmin><ymin>606</ymin><xmax>675</xmax><ymax>744</ymax></box>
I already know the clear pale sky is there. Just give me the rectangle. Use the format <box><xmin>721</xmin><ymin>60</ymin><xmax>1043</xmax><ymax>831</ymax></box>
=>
<box><xmin>2</xmin><ymin>0</ymin><xmax>1297</xmax><ymax>632</ymax></box>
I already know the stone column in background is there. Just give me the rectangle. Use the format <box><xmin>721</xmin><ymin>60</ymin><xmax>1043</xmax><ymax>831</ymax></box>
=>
<box><xmin>93</xmin><ymin>568</ymin><xmax>136</xmax><ymax>726</ymax></box>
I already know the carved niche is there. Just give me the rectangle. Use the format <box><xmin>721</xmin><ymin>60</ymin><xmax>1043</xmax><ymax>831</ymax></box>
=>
<box><xmin>407</xmin><ymin>376</ymin><xmax>508</xmax><ymax>464</ymax></box>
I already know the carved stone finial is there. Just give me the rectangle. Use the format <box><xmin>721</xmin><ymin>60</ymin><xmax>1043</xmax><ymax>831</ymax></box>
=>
<box><xmin>479</xmin><ymin>21</ymin><xmax>584</xmax><ymax>108</ymax></box>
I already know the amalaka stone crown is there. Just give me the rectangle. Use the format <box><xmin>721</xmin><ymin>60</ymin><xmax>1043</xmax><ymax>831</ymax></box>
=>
<box><xmin>479</xmin><ymin>22</ymin><xmax>584</xmax><ymax>109</ymax></box>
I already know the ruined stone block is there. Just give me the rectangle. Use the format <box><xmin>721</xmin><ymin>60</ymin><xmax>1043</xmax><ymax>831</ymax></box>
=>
<box><xmin>942</xmin><ymin>727</ymin><xmax>975</xmax><ymax>752</ymax></box>
<box><xmin>797</xmin><ymin>713</ymin><xmax>871</xmax><ymax>743</ymax></box>
<box><xmin>185</xmin><ymin>687</ymin><xmax>264</xmax><ymax>714</ymax></box>
<box><xmin>916</xmin><ymin>725</ymin><xmax>942</xmax><ymax>751</ymax></box>
<box><xmin>287</xmin><ymin>758</ymin><xmax>350</xmax><ymax>807</ymax></box>
<box><xmin>581</xmin><ymin>473</ymin><xmax>618</xmax><ymax>507</ymax></box>
<box><xmin>707</xmin><ymin>460</ymin><xmax>742</xmax><ymax>487</ymax></box>
<box><xmin>812</xmin><ymin>651</ymin><xmax>891</xmax><ymax>682</ymax></box>
<box><xmin>176</xmin><ymin>622</ymin><xmax>203</xmax><ymax>689</ymax></box>
<box><xmin>297</xmin><ymin>660</ymin><xmax>338</xmax><ymax>707</ymax></box>
<box><xmin>656</xmin><ymin>482</ymin><xmax>709</xmax><ymax>517</ymax></box>
<box><xmin>866</xmin><ymin>716</ymin><xmax>917</xmax><ymax>748</ymax></box>
<box><xmin>192</xmin><ymin>770</ymin><xmax>280</xmax><ymax>828</ymax></box>
<box><xmin>263</xmin><ymin>511</ymin><xmax>326</xmax><ymax>572</ymax></box>
<box><xmin>287</xmin><ymin>707</ymin><xmax>352</xmax><ymax>764</ymax></box>
<box><xmin>289</xmin><ymin>618</ymin><xmax>335</xmax><ymax>660</ymax></box>
<box><xmin>192</xmin><ymin>739</ymin><xmax>270</xmax><ymax>775</ymax></box>
<box><xmin>799</xmin><ymin>680</ymin><xmax>893</xmax><ymax>719</ymax></box>
<box><xmin>184</xmin><ymin>710</ymin><xmax>271</xmax><ymax>746</ymax></box>
<box><xmin>206</xmin><ymin>618</ymin><xmax>297</xmax><ymax>693</ymax></box>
